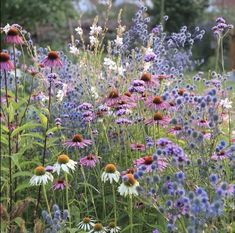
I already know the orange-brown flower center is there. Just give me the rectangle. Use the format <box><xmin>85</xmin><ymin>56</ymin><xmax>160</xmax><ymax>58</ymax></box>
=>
<box><xmin>141</xmin><ymin>73</ymin><xmax>152</xmax><ymax>82</ymax></box>
<box><xmin>144</xmin><ymin>156</ymin><xmax>153</xmax><ymax>165</ymax></box>
<box><xmin>86</xmin><ymin>154</ymin><xmax>95</xmax><ymax>160</ymax></box>
<box><xmin>93</xmin><ymin>223</ymin><xmax>103</xmax><ymax>231</ymax></box>
<box><xmin>178</xmin><ymin>88</ymin><xmax>185</xmax><ymax>96</ymax></box>
<box><xmin>83</xmin><ymin>217</ymin><xmax>91</xmax><ymax>224</ymax></box>
<box><xmin>108</xmin><ymin>89</ymin><xmax>119</xmax><ymax>99</ymax></box>
<box><xmin>126</xmin><ymin>168</ymin><xmax>136</xmax><ymax>174</ymax></box>
<box><xmin>153</xmin><ymin>112</ymin><xmax>163</xmax><ymax>121</ymax></box>
<box><xmin>124</xmin><ymin>92</ymin><xmax>132</xmax><ymax>97</ymax></box>
<box><xmin>152</xmin><ymin>96</ymin><xmax>163</xmax><ymax>105</ymax></box>
<box><xmin>124</xmin><ymin>174</ymin><xmax>137</xmax><ymax>186</ymax></box>
<box><xmin>72</xmin><ymin>134</ymin><xmax>83</xmax><ymax>142</ymax></box>
<box><xmin>105</xmin><ymin>163</ymin><xmax>116</xmax><ymax>173</ymax></box>
<box><xmin>48</xmin><ymin>51</ymin><xmax>59</xmax><ymax>60</ymax></box>
<box><xmin>0</xmin><ymin>52</ymin><xmax>10</xmax><ymax>62</ymax></box>
<box><xmin>218</xmin><ymin>150</ymin><xmax>225</xmax><ymax>156</ymax></box>
<box><xmin>174</xmin><ymin>125</ymin><xmax>182</xmax><ymax>131</ymax></box>
<box><xmin>35</xmin><ymin>166</ymin><xmax>46</xmax><ymax>176</ymax></box>
<box><xmin>58</xmin><ymin>154</ymin><xmax>70</xmax><ymax>164</ymax></box>
<box><xmin>7</xmin><ymin>27</ymin><xmax>19</xmax><ymax>36</ymax></box>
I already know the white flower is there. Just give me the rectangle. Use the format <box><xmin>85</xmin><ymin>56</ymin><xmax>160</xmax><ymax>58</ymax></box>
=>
<box><xmin>2</xmin><ymin>24</ymin><xmax>11</xmax><ymax>34</ymax></box>
<box><xmin>220</xmin><ymin>98</ymin><xmax>232</xmax><ymax>109</ymax></box>
<box><xmin>101</xmin><ymin>164</ymin><xmax>120</xmax><ymax>184</ymax></box>
<box><xmin>56</xmin><ymin>90</ymin><xmax>64</xmax><ymax>102</ymax></box>
<box><xmin>90</xmin><ymin>25</ymin><xmax>102</xmax><ymax>36</ymax></box>
<box><xmin>107</xmin><ymin>223</ymin><xmax>121</xmax><ymax>233</ymax></box>
<box><xmin>114</xmin><ymin>36</ymin><xmax>123</xmax><ymax>46</ymax></box>
<box><xmin>54</xmin><ymin>154</ymin><xmax>77</xmax><ymax>175</ymax></box>
<box><xmin>91</xmin><ymin>86</ymin><xmax>99</xmax><ymax>99</ymax></box>
<box><xmin>69</xmin><ymin>45</ymin><xmax>80</xmax><ymax>55</ymax></box>
<box><xmin>75</xmin><ymin>27</ymin><xmax>83</xmax><ymax>35</ymax></box>
<box><xmin>117</xmin><ymin>66</ymin><xmax>125</xmax><ymax>76</ymax></box>
<box><xmin>89</xmin><ymin>35</ymin><xmax>98</xmax><ymax>46</ymax></box>
<box><xmin>78</xmin><ymin>217</ymin><xmax>95</xmax><ymax>231</ymax></box>
<box><xmin>103</xmin><ymin>57</ymin><xmax>117</xmax><ymax>70</ymax></box>
<box><xmin>118</xmin><ymin>174</ymin><xmax>139</xmax><ymax>197</ymax></box>
<box><xmin>29</xmin><ymin>166</ymin><xmax>53</xmax><ymax>186</ymax></box>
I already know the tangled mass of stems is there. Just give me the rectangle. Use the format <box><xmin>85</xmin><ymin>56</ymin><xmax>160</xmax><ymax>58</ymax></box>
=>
<box><xmin>0</xmin><ymin>3</ymin><xmax>235</xmax><ymax>233</ymax></box>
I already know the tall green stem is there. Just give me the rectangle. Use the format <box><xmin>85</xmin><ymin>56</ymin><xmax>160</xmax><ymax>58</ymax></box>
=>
<box><xmin>112</xmin><ymin>184</ymin><xmax>117</xmax><ymax>225</ymax></box>
<box><xmin>129</xmin><ymin>196</ymin><xmax>133</xmax><ymax>233</ymax></box>
<box><xmin>43</xmin><ymin>184</ymin><xmax>51</xmax><ymax>216</ymax></box>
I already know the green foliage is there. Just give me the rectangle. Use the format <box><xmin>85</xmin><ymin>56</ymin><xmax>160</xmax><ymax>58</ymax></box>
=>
<box><xmin>149</xmin><ymin>0</ymin><xmax>209</xmax><ymax>31</ymax></box>
<box><xmin>1</xmin><ymin>0</ymin><xmax>77</xmax><ymax>31</ymax></box>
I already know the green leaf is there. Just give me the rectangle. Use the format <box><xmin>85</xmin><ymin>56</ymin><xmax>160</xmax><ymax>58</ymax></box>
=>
<box><xmin>11</xmin><ymin>122</ymin><xmax>41</xmax><ymax>137</ymax></box>
<box><xmin>38</xmin><ymin>112</ymin><xmax>48</xmax><ymax>128</ymax></box>
<box><xmin>12</xmin><ymin>171</ymin><xmax>32</xmax><ymax>179</ymax></box>
<box><xmin>15</xmin><ymin>182</ymin><xmax>31</xmax><ymax>193</ymax></box>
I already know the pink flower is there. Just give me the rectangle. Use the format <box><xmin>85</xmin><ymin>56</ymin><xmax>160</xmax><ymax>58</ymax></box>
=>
<box><xmin>140</xmin><ymin>73</ymin><xmax>159</xmax><ymax>88</ymax></box>
<box><xmin>0</xmin><ymin>52</ymin><xmax>14</xmax><ymax>71</ymax></box>
<box><xmin>64</xmin><ymin>134</ymin><xmax>92</xmax><ymax>149</ymax></box>
<box><xmin>130</xmin><ymin>143</ymin><xmax>146</xmax><ymax>152</ymax></box>
<box><xmin>145</xmin><ymin>95</ymin><xmax>169</xmax><ymax>111</ymax></box>
<box><xmin>145</xmin><ymin>112</ymin><xmax>171</xmax><ymax>127</ymax></box>
<box><xmin>211</xmin><ymin>150</ymin><xmax>230</xmax><ymax>161</ymax></box>
<box><xmin>5</xmin><ymin>26</ymin><xmax>24</xmax><ymax>45</ymax></box>
<box><xmin>80</xmin><ymin>154</ymin><xmax>99</xmax><ymax>168</ymax></box>
<box><xmin>169</xmin><ymin>125</ymin><xmax>183</xmax><ymax>135</ymax></box>
<box><xmin>103</xmin><ymin>89</ymin><xmax>129</xmax><ymax>107</ymax></box>
<box><xmin>197</xmin><ymin>119</ymin><xmax>209</xmax><ymax>127</ymax></box>
<box><xmin>53</xmin><ymin>179</ymin><xmax>68</xmax><ymax>190</ymax></box>
<box><xmin>40</xmin><ymin>51</ymin><xmax>63</xmax><ymax>68</ymax></box>
<box><xmin>134</xmin><ymin>155</ymin><xmax>167</xmax><ymax>172</ymax></box>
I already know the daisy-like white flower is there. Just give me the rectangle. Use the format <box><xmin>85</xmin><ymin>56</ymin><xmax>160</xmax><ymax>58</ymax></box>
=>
<box><xmin>2</xmin><ymin>23</ymin><xmax>11</xmax><ymax>34</ymax></box>
<box><xmin>89</xmin><ymin>223</ymin><xmax>107</xmax><ymax>233</ymax></box>
<box><xmin>64</xmin><ymin>134</ymin><xmax>92</xmax><ymax>149</ymax></box>
<box><xmin>118</xmin><ymin>174</ymin><xmax>139</xmax><ymax>197</ymax></box>
<box><xmin>75</xmin><ymin>26</ymin><xmax>83</xmax><ymax>35</ymax></box>
<box><xmin>107</xmin><ymin>222</ymin><xmax>121</xmax><ymax>233</ymax></box>
<box><xmin>220</xmin><ymin>98</ymin><xmax>232</xmax><ymax>109</ymax></box>
<box><xmin>53</xmin><ymin>154</ymin><xmax>77</xmax><ymax>175</ymax></box>
<box><xmin>114</xmin><ymin>36</ymin><xmax>123</xmax><ymax>46</ymax></box>
<box><xmin>29</xmin><ymin>166</ymin><xmax>53</xmax><ymax>186</ymax></box>
<box><xmin>101</xmin><ymin>164</ymin><xmax>120</xmax><ymax>184</ymax></box>
<box><xmin>78</xmin><ymin>217</ymin><xmax>95</xmax><ymax>231</ymax></box>
<box><xmin>69</xmin><ymin>45</ymin><xmax>80</xmax><ymax>55</ymax></box>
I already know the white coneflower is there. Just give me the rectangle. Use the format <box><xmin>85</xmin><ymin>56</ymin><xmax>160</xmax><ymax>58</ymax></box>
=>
<box><xmin>89</xmin><ymin>223</ymin><xmax>107</xmax><ymax>233</ymax></box>
<box><xmin>107</xmin><ymin>222</ymin><xmax>121</xmax><ymax>233</ymax></box>
<box><xmin>53</xmin><ymin>154</ymin><xmax>77</xmax><ymax>175</ymax></box>
<box><xmin>78</xmin><ymin>217</ymin><xmax>95</xmax><ymax>231</ymax></box>
<box><xmin>118</xmin><ymin>174</ymin><xmax>139</xmax><ymax>197</ymax></box>
<box><xmin>101</xmin><ymin>164</ymin><xmax>120</xmax><ymax>184</ymax></box>
<box><xmin>29</xmin><ymin>166</ymin><xmax>53</xmax><ymax>186</ymax></box>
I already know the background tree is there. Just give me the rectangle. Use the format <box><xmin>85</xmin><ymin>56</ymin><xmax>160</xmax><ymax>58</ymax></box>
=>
<box><xmin>149</xmin><ymin>0</ymin><xmax>209</xmax><ymax>31</ymax></box>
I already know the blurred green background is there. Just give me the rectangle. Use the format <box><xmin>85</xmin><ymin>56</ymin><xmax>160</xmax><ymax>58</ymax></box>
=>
<box><xmin>1</xmin><ymin>0</ymin><xmax>235</xmax><ymax>70</ymax></box>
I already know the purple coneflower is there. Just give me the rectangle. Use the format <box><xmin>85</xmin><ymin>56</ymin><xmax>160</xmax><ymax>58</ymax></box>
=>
<box><xmin>211</xmin><ymin>150</ymin><xmax>230</xmax><ymax>161</ymax></box>
<box><xmin>169</xmin><ymin>125</ymin><xmax>184</xmax><ymax>135</ymax></box>
<box><xmin>79</xmin><ymin>154</ymin><xmax>98</xmax><ymax>168</ymax></box>
<box><xmin>0</xmin><ymin>52</ymin><xmax>14</xmax><ymax>71</ymax></box>
<box><xmin>103</xmin><ymin>89</ymin><xmax>128</xmax><ymax>107</ymax></box>
<box><xmin>53</xmin><ymin>179</ymin><xmax>68</xmax><ymax>190</ymax></box>
<box><xmin>130</xmin><ymin>143</ymin><xmax>146</xmax><ymax>152</ymax></box>
<box><xmin>64</xmin><ymin>134</ymin><xmax>92</xmax><ymax>149</ymax></box>
<box><xmin>140</xmin><ymin>73</ymin><xmax>158</xmax><ymax>87</ymax></box>
<box><xmin>40</xmin><ymin>51</ymin><xmax>63</xmax><ymax>68</ymax></box>
<box><xmin>146</xmin><ymin>95</ymin><xmax>169</xmax><ymax>111</ymax></box>
<box><xmin>134</xmin><ymin>155</ymin><xmax>167</xmax><ymax>172</ymax></box>
<box><xmin>145</xmin><ymin>112</ymin><xmax>170</xmax><ymax>127</ymax></box>
<box><xmin>5</xmin><ymin>26</ymin><xmax>24</xmax><ymax>45</ymax></box>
